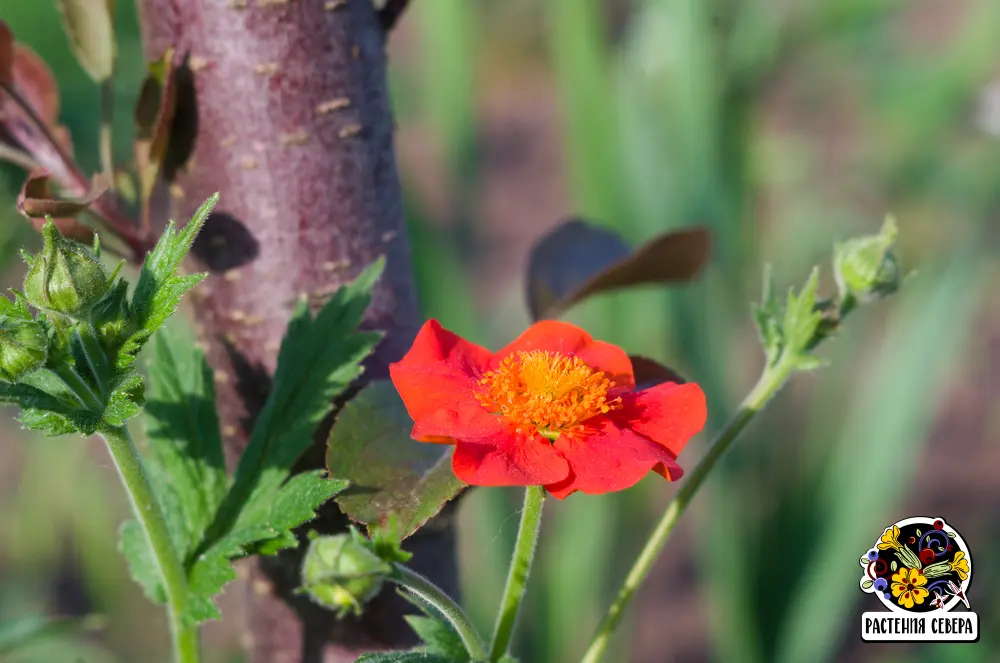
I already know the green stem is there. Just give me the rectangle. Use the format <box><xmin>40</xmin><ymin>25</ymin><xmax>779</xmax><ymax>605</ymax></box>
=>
<box><xmin>101</xmin><ymin>426</ymin><xmax>199</xmax><ymax>663</ymax></box>
<box><xmin>389</xmin><ymin>564</ymin><xmax>488</xmax><ymax>662</ymax></box>
<box><xmin>579</xmin><ymin>359</ymin><xmax>795</xmax><ymax>663</ymax></box>
<box><xmin>99</xmin><ymin>77</ymin><xmax>115</xmax><ymax>188</ymax></box>
<box><xmin>489</xmin><ymin>485</ymin><xmax>546</xmax><ymax>662</ymax></box>
<box><xmin>54</xmin><ymin>365</ymin><xmax>103</xmax><ymax>412</ymax></box>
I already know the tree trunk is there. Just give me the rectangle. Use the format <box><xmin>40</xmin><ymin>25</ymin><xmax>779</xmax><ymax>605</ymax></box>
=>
<box><xmin>134</xmin><ymin>1</ymin><xmax>457</xmax><ymax>661</ymax></box>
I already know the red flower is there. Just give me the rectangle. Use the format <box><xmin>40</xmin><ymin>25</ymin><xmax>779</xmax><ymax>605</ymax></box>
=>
<box><xmin>389</xmin><ymin>320</ymin><xmax>707</xmax><ymax>499</ymax></box>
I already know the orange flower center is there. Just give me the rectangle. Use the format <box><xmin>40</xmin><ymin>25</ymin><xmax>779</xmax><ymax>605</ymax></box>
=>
<box><xmin>475</xmin><ymin>350</ymin><xmax>621</xmax><ymax>437</ymax></box>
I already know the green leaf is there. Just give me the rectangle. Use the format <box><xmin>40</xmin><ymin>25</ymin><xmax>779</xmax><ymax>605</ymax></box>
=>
<box><xmin>328</xmin><ymin>381</ymin><xmax>465</xmax><ymax>540</ymax></box>
<box><xmin>355</xmin><ymin>653</ymin><xmax>455</xmax><ymax>663</ymax></box>
<box><xmin>209</xmin><ymin>260</ymin><xmax>383</xmax><ymax>541</ymax></box>
<box><xmin>123</xmin><ymin>194</ymin><xmax>217</xmax><ymax>365</ymax></box>
<box><xmin>119</xmin><ymin>519</ymin><xmax>166</xmax><ymax>604</ymax></box>
<box><xmin>55</xmin><ymin>0</ymin><xmax>115</xmax><ymax>82</ymax></box>
<box><xmin>405</xmin><ymin>616</ymin><xmax>469</xmax><ymax>662</ymax></box>
<box><xmin>180</xmin><ymin>260</ymin><xmax>380</xmax><ymax>624</ymax></box>
<box><xmin>183</xmin><ymin>471</ymin><xmax>348</xmax><ymax>623</ymax></box>
<box><xmin>783</xmin><ymin>267</ymin><xmax>823</xmax><ymax>353</ymax></box>
<box><xmin>753</xmin><ymin>264</ymin><xmax>784</xmax><ymax>365</ymax></box>
<box><xmin>143</xmin><ymin>327</ymin><xmax>226</xmax><ymax>560</ymax></box>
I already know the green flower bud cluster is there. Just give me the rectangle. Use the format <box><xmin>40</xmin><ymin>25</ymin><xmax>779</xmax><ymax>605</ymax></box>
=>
<box><xmin>0</xmin><ymin>220</ymin><xmax>114</xmax><ymax>384</ymax></box>
<box><xmin>833</xmin><ymin>216</ymin><xmax>900</xmax><ymax>305</ymax></box>
<box><xmin>24</xmin><ymin>221</ymin><xmax>111</xmax><ymax>317</ymax></box>
<box><xmin>299</xmin><ymin>532</ymin><xmax>392</xmax><ymax>617</ymax></box>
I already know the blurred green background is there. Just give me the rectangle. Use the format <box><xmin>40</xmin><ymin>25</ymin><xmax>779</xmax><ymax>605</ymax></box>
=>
<box><xmin>2</xmin><ymin>0</ymin><xmax>999</xmax><ymax>661</ymax></box>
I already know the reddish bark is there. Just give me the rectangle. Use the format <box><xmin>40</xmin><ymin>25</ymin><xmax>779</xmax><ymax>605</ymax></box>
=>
<box><xmin>134</xmin><ymin>0</ymin><xmax>455</xmax><ymax>660</ymax></box>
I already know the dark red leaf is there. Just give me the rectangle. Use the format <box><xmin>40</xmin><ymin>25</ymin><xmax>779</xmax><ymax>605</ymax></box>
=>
<box><xmin>17</xmin><ymin>172</ymin><xmax>102</xmax><ymax>244</ymax></box>
<box><xmin>526</xmin><ymin>219</ymin><xmax>712</xmax><ymax>320</ymax></box>
<box><xmin>0</xmin><ymin>35</ymin><xmax>78</xmax><ymax>186</ymax></box>
<box><xmin>0</xmin><ymin>21</ymin><xmax>13</xmax><ymax>87</ymax></box>
<box><xmin>629</xmin><ymin>355</ymin><xmax>687</xmax><ymax>391</ymax></box>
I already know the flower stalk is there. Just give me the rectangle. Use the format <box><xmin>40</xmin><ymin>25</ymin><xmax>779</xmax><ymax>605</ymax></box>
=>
<box><xmin>100</xmin><ymin>425</ymin><xmax>199</xmax><ymax>663</ymax></box>
<box><xmin>388</xmin><ymin>564</ymin><xmax>488</xmax><ymax>662</ymax></box>
<box><xmin>579</xmin><ymin>356</ymin><xmax>795</xmax><ymax>663</ymax></box>
<box><xmin>489</xmin><ymin>485</ymin><xmax>546</xmax><ymax>662</ymax></box>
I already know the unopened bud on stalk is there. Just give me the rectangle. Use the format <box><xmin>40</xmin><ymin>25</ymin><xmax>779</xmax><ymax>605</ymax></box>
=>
<box><xmin>0</xmin><ymin>318</ymin><xmax>48</xmax><ymax>382</ymax></box>
<box><xmin>299</xmin><ymin>532</ymin><xmax>391</xmax><ymax>617</ymax></box>
<box><xmin>24</xmin><ymin>220</ymin><xmax>110</xmax><ymax>317</ymax></box>
<box><xmin>833</xmin><ymin>216</ymin><xmax>900</xmax><ymax>305</ymax></box>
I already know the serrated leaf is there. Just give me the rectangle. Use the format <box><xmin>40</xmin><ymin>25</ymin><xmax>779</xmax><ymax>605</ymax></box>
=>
<box><xmin>119</xmin><ymin>519</ymin><xmax>166</xmax><ymax>604</ymax></box>
<box><xmin>405</xmin><ymin>615</ymin><xmax>469</xmax><ymax>662</ymax></box>
<box><xmin>355</xmin><ymin>653</ymin><xmax>454</xmax><ymax>663</ymax></box>
<box><xmin>328</xmin><ymin>381</ymin><xmax>465</xmax><ymax>540</ymax></box>
<box><xmin>753</xmin><ymin>263</ymin><xmax>784</xmax><ymax>364</ymax></box>
<box><xmin>207</xmin><ymin>260</ymin><xmax>383</xmax><ymax>543</ymax></box>
<box><xmin>144</xmin><ymin>328</ymin><xmax>226</xmax><ymax>560</ymax></box>
<box><xmin>102</xmin><ymin>372</ymin><xmax>144</xmax><ymax>427</ymax></box>
<box><xmin>783</xmin><ymin>267</ymin><xmax>823</xmax><ymax>353</ymax></box>
<box><xmin>125</xmin><ymin>195</ymin><xmax>216</xmax><ymax>363</ymax></box>
<box><xmin>183</xmin><ymin>471</ymin><xmax>348</xmax><ymax>623</ymax></box>
<box><xmin>55</xmin><ymin>0</ymin><xmax>115</xmax><ymax>82</ymax></box>
<box><xmin>17</xmin><ymin>408</ymin><xmax>78</xmax><ymax>436</ymax></box>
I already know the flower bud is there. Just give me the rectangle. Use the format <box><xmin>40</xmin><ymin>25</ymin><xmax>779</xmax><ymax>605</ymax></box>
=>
<box><xmin>833</xmin><ymin>216</ymin><xmax>900</xmax><ymax>304</ymax></box>
<box><xmin>24</xmin><ymin>221</ymin><xmax>110</xmax><ymax>317</ymax></box>
<box><xmin>299</xmin><ymin>533</ymin><xmax>391</xmax><ymax>617</ymax></box>
<box><xmin>0</xmin><ymin>318</ymin><xmax>48</xmax><ymax>382</ymax></box>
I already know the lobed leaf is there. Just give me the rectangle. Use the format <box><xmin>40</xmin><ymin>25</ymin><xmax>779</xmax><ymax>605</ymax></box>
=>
<box><xmin>143</xmin><ymin>328</ymin><xmax>227</xmax><ymax>559</ymax></box>
<box><xmin>184</xmin><ymin>472</ymin><xmax>348</xmax><ymax>623</ymax></box>
<box><xmin>328</xmin><ymin>381</ymin><xmax>465</xmax><ymax>540</ymax></box>
<box><xmin>127</xmin><ymin>194</ymin><xmax>217</xmax><ymax>360</ymax></box>
<box><xmin>181</xmin><ymin>259</ymin><xmax>382</xmax><ymax>623</ymax></box>
<box><xmin>211</xmin><ymin>260</ymin><xmax>383</xmax><ymax>539</ymax></box>
<box><xmin>119</xmin><ymin>519</ymin><xmax>166</xmax><ymax>604</ymax></box>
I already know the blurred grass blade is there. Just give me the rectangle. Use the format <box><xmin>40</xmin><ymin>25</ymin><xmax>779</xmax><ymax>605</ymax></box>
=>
<box><xmin>775</xmin><ymin>244</ymin><xmax>983</xmax><ymax>663</ymax></box>
<box><xmin>0</xmin><ymin>614</ymin><xmax>104</xmax><ymax>654</ymax></box>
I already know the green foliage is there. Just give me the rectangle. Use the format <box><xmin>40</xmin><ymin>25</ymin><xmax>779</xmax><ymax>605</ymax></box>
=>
<box><xmin>144</xmin><ymin>328</ymin><xmax>227</xmax><ymax>557</ymax></box>
<box><xmin>0</xmin><ymin>194</ymin><xmax>218</xmax><ymax>440</ymax></box>
<box><xmin>168</xmin><ymin>259</ymin><xmax>383</xmax><ymax>623</ymax></box>
<box><xmin>328</xmin><ymin>380</ymin><xmax>465</xmax><ymax>540</ymax></box>
<box><xmin>354</xmin><ymin>653</ymin><xmax>454</xmax><ymax>663</ymax></box>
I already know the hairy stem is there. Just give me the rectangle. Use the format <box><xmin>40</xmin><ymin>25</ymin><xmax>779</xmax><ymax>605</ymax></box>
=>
<box><xmin>579</xmin><ymin>359</ymin><xmax>794</xmax><ymax>663</ymax></box>
<box><xmin>100</xmin><ymin>425</ymin><xmax>199</xmax><ymax>663</ymax></box>
<box><xmin>389</xmin><ymin>564</ymin><xmax>487</xmax><ymax>661</ymax></box>
<box><xmin>489</xmin><ymin>486</ymin><xmax>546</xmax><ymax>661</ymax></box>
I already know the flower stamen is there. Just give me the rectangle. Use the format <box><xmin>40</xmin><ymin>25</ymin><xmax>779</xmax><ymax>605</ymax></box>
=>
<box><xmin>475</xmin><ymin>350</ymin><xmax>621</xmax><ymax>434</ymax></box>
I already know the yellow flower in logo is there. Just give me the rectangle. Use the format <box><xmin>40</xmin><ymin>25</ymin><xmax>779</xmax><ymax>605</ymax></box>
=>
<box><xmin>950</xmin><ymin>552</ymin><xmax>970</xmax><ymax>581</ymax></box>
<box><xmin>891</xmin><ymin>567</ymin><xmax>929</xmax><ymax>609</ymax></box>
<box><xmin>878</xmin><ymin>525</ymin><xmax>902</xmax><ymax>551</ymax></box>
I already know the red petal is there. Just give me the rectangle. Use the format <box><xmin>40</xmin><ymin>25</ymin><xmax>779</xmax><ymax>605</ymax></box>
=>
<box><xmin>615</xmin><ymin>382</ymin><xmax>706</xmax><ymax>455</ymax></box>
<box><xmin>544</xmin><ymin>418</ymin><xmax>679</xmax><ymax>498</ymax></box>
<box><xmin>389</xmin><ymin>320</ymin><xmax>498</xmax><ymax>438</ymax></box>
<box><xmin>452</xmin><ymin>429</ymin><xmax>570</xmax><ymax>486</ymax></box>
<box><xmin>495</xmin><ymin>320</ymin><xmax>634</xmax><ymax>390</ymax></box>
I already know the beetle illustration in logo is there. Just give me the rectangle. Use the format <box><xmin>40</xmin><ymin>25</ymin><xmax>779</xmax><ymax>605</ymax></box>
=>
<box><xmin>859</xmin><ymin>516</ymin><xmax>977</xmax><ymax>642</ymax></box>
